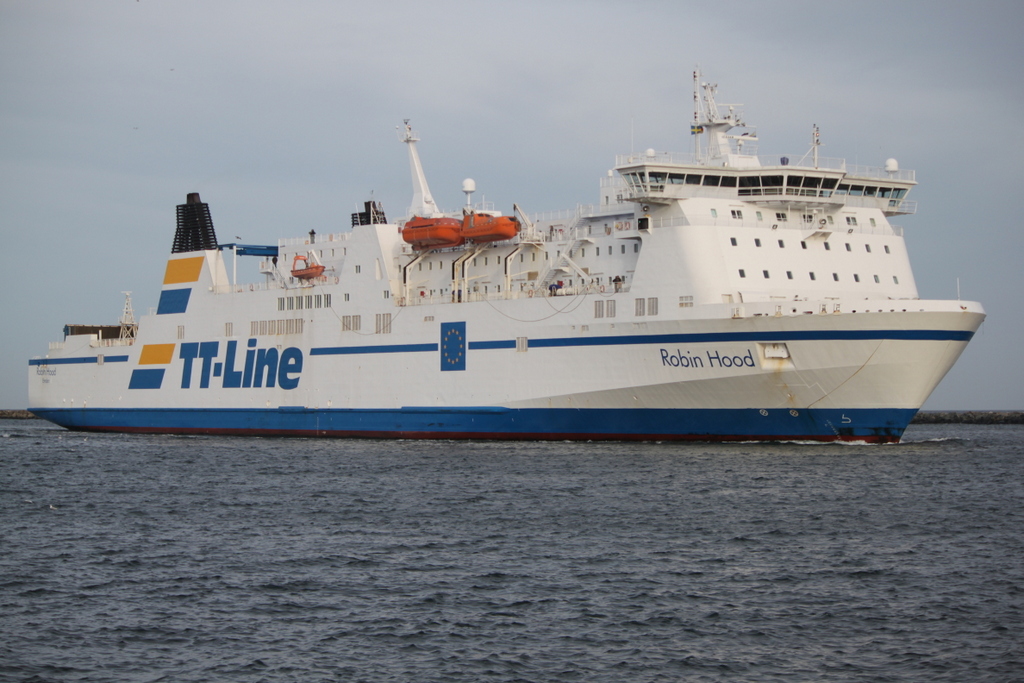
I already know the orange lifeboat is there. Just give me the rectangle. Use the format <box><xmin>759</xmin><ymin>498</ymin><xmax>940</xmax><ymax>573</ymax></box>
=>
<box><xmin>291</xmin><ymin>254</ymin><xmax>325</xmax><ymax>280</ymax></box>
<box><xmin>461</xmin><ymin>213</ymin><xmax>520</xmax><ymax>243</ymax></box>
<box><xmin>402</xmin><ymin>216</ymin><xmax>464</xmax><ymax>250</ymax></box>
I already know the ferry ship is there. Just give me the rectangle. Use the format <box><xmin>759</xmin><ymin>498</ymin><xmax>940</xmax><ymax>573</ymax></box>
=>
<box><xmin>27</xmin><ymin>74</ymin><xmax>985</xmax><ymax>442</ymax></box>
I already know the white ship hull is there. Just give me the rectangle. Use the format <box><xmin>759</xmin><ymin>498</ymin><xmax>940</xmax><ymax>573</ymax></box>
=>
<box><xmin>28</xmin><ymin>242</ymin><xmax>981</xmax><ymax>442</ymax></box>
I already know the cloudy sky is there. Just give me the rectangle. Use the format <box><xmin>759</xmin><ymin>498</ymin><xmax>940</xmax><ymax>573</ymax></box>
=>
<box><xmin>3</xmin><ymin>0</ymin><xmax>1022</xmax><ymax>410</ymax></box>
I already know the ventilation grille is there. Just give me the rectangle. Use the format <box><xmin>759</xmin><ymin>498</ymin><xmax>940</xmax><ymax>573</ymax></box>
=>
<box><xmin>172</xmin><ymin>192</ymin><xmax>219</xmax><ymax>253</ymax></box>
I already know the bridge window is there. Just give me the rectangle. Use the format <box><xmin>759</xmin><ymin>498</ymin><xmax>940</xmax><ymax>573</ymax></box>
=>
<box><xmin>702</xmin><ymin>175</ymin><xmax>721</xmax><ymax>186</ymax></box>
<box><xmin>776</xmin><ymin>212</ymin><xmax>788</xmax><ymax>222</ymax></box>
<box><xmin>731</xmin><ymin>210</ymin><xmax>743</xmax><ymax>219</ymax></box>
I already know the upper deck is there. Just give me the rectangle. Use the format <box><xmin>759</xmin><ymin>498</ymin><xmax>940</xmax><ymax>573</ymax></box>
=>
<box><xmin>615</xmin><ymin>153</ymin><xmax>917</xmax><ymax>216</ymax></box>
<box><xmin>615</xmin><ymin>72</ymin><xmax>918</xmax><ymax>216</ymax></box>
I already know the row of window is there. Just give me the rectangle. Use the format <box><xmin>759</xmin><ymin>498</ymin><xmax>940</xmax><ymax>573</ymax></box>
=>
<box><xmin>249</xmin><ymin>318</ymin><xmax>306</xmax><ymax>336</ymax></box>
<box><xmin>339</xmin><ymin>313</ymin><xmax>390</xmax><ymax>333</ymax></box>
<box><xmin>731</xmin><ymin>237</ymin><xmax>891</xmax><ymax>253</ymax></box>
<box><xmin>715</xmin><ymin>209</ymin><xmax>874</xmax><ymax>227</ymax></box>
<box><xmin>278</xmin><ymin>294</ymin><xmax>333</xmax><ymax>311</ymax></box>
<box><xmin>623</xmin><ymin>171</ymin><xmax>909</xmax><ymax>201</ymax></box>
<box><xmin>593</xmin><ymin>297</ymin><xmax>660</xmax><ymax>319</ymax></box>
<box><xmin>738</xmin><ymin>269</ymin><xmax>899</xmax><ymax>284</ymax></box>
<box><xmin>415</xmin><ymin>243</ymin><xmax>642</xmax><ymax>275</ymax></box>
<box><xmin>579</xmin><ymin>243</ymin><xmax>640</xmax><ymax>257</ymax></box>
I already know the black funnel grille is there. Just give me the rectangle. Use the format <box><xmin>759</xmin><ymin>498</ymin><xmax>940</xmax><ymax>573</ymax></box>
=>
<box><xmin>172</xmin><ymin>192</ymin><xmax>219</xmax><ymax>253</ymax></box>
<box><xmin>351</xmin><ymin>200</ymin><xmax>387</xmax><ymax>227</ymax></box>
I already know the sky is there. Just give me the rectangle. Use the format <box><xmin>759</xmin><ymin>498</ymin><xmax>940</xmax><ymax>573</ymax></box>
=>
<box><xmin>2</xmin><ymin>0</ymin><xmax>1022</xmax><ymax>410</ymax></box>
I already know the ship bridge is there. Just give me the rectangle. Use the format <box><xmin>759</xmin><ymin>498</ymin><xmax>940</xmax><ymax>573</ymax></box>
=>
<box><xmin>614</xmin><ymin>155</ymin><xmax>917</xmax><ymax>216</ymax></box>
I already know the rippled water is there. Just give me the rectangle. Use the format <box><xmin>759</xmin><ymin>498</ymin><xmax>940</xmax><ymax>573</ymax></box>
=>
<box><xmin>2</xmin><ymin>420</ymin><xmax>1022</xmax><ymax>682</ymax></box>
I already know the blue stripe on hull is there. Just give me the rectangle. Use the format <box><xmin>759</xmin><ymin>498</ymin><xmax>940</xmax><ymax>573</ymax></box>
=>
<box><xmin>28</xmin><ymin>406</ymin><xmax>917</xmax><ymax>443</ymax></box>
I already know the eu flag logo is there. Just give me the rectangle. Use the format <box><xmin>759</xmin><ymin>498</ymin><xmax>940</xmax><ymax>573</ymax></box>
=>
<box><xmin>440</xmin><ymin>322</ymin><xmax>466</xmax><ymax>371</ymax></box>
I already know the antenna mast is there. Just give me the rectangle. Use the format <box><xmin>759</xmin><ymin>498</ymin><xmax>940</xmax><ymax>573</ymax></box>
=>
<box><xmin>119</xmin><ymin>291</ymin><xmax>137</xmax><ymax>342</ymax></box>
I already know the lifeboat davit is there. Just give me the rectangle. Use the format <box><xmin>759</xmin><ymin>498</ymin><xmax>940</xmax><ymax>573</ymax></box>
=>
<box><xmin>461</xmin><ymin>213</ymin><xmax>520</xmax><ymax>243</ymax></box>
<box><xmin>402</xmin><ymin>216</ymin><xmax>464</xmax><ymax>250</ymax></box>
<box><xmin>291</xmin><ymin>254</ymin><xmax>325</xmax><ymax>280</ymax></box>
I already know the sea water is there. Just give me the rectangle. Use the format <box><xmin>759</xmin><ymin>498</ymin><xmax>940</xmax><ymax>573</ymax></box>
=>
<box><xmin>1</xmin><ymin>420</ymin><xmax>1021</xmax><ymax>682</ymax></box>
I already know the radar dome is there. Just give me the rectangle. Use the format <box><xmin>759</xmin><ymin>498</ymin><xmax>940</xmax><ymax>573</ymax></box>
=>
<box><xmin>645</xmin><ymin>148</ymin><xmax>656</xmax><ymax>158</ymax></box>
<box><xmin>885</xmin><ymin>158</ymin><xmax>899</xmax><ymax>173</ymax></box>
<box><xmin>462</xmin><ymin>178</ymin><xmax>476</xmax><ymax>193</ymax></box>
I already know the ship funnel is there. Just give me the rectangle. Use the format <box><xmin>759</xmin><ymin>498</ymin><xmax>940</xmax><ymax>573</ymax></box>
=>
<box><xmin>172</xmin><ymin>192</ymin><xmax>219</xmax><ymax>253</ymax></box>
